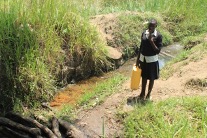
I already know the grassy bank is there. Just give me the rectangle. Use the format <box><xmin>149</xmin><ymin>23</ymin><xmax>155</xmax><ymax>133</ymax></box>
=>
<box><xmin>0</xmin><ymin>0</ymin><xmax>108</xmax><ymax>113</ymax></box>
<box><xmin>101</xmin><ymin>0</ymin><xmax>207</xmax><ymax>40</ymax></box>
<box><xmin>123</xmin><ymin>96</ymin><xmax>207</xmax><ymax>137</ymax></box>
<box><xmin>125</xmin><ymin>34</ymin><xmax>207</xmax><ymax>137</ymax></box>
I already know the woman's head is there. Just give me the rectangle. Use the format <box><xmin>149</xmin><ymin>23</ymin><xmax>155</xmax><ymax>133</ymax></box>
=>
<box><xmin>148</xmin><ymin>19</ymin><xmax>157</xmax><ymax>32</ymax></box>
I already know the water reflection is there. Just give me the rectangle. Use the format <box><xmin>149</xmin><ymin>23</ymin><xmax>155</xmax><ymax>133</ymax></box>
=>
<box><xmin>159</xmin><ymin>43</ymin><xmax>183</xmax><ymax>69</ymax></box>
<box><xmin>159</xmin><ymin>56</ymin><xmax>171</xmax><ymax>69</ymax></box>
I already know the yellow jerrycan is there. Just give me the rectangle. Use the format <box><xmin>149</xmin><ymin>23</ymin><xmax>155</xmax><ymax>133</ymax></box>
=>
<box><xmin>130</xmin><ymin>64</ymin><xmax>141</xmax><ymax>90</ymax></box>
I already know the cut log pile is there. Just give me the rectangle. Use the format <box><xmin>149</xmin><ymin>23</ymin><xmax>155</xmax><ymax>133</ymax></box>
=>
<box><xmin>0</xmin><ymin>112</ymin><xmax>85</xmax><ymax>138</ymax></box>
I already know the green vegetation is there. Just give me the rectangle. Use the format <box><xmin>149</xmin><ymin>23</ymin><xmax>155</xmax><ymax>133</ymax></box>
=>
<box><xmin>78</xmin><ymin>73</ymin><xmax>126</xmax><ymax>107</ymax></box>
<box><xmin>55</xmin><ymin>104</ymin><xmax>74</xmax><ymax>121</ymax></box>
<box><xmin>123</xmin><ymin>96</ymin><xmax>207</xmax><ymax>137</ymax></box>
<box><xmin>101</xmin><ymin>0</ymin><xmax>207</xmax><ymax>40</ymax></box>
<box><xmin>0</xmin><ymin>0</ymin><xmax>108</xmax><ymax>112</ymax></box>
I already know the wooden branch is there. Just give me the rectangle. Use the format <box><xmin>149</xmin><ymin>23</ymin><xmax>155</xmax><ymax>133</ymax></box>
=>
<box><xmin>5</xmin><ymin>112</ymin><xmax>57</xmax><ymax>138</ymax></box>
<box><xmin>58</xmin><ymin>119</ymin><xmax>85</xmax><ymax>138</ymax></box>
<box><xmin>51</xmin><ymin>117</ymin><xmax>62</xmax><ymax>138</ymax></box>
<box><xmin>3</xmin><ymin>112</ymin><xmax>86</xmax><ymax>138</ymax></box>
<box><xmin>0</xmin><ymin>117</ymin><xmax>41</xmax><ymax>136</ymax></box>
<box><xmin>3</xmin><ymin>127</ymin><xmax>32</xmax><ymax>138</ymax></box>
<box><xmin>29</xmin><ymin>119</ymin><xmax>57</xmax><ymax>138</ymax></box>
<box><xmin>5</xmin><ymin>112</ymin><xmax>35</xmax><ymax>127</ymax></box>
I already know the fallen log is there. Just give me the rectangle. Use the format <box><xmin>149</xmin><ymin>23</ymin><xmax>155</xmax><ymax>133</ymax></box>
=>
<box><xmin>51</xmin><ymin>117</ymin><xmax>62</xmax><ymax>138</ymax></box>
<box><xmin>5</xmin><ymin>112</ymin><xmax>35</xmax><ymax>128</ymax></box>
<box><xmin>0</xmin><ymin>117</ymin><xmax>41</xmax><ymax>136</ymax></box>
<box><xmin>59</xmin><ymin>119</ymin><xmax>85</xmax><ymax>138</ymax></box>
<box><xmin>5</xmin><ymin>112</ymin><xmax>57</xmax><ymax>138</ymax></box>
<box><xmin>3</xmin><ymin>127</ymin><xmax>32</xmax><ymax>138</ymax></box>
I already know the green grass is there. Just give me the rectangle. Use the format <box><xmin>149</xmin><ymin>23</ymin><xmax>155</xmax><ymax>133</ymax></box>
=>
<box><xmin>0</xmin><ymin>0</ymin><xmax>109</xmax><ymax>112</ymax></box>
<box><xmin>78</xmin><ymin>73</ymin><xmax>127</xmax><ymax>107</ymax></box>
<box><xmin>181</xmin><ymin>34</ymin><xmax>205</xmax><ymax>50</ymax></box>
<box><xmin>100</xmin><ymin>0</ymin><xmax>207</xmax><ymax>41</ymax></box>
<box><xmin>55</xmin><ymin>104</ymin><xmax>74</xmax><ymax>121</ymax></box>
<box><xmin>123</xmin><ymin>96</ymin><xmax>207</xmax><ymax>137</ymax></box>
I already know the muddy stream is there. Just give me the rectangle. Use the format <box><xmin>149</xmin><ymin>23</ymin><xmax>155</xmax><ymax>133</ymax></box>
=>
<box><xmin>50</xmin><ymin>43</ymin><xmax>183</xmax><ymax>109</ymax></box>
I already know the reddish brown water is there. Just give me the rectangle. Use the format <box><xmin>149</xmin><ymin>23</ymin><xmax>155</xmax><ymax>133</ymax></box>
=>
<box><xmin>50</xmin><ymin>76</ymin><xmax>106</xmax><ymax>108</ymax></box>
<box><xmin>49</xmin><ymin>60</ymin><xmax>134</xmax><ymax>109</ymax></box>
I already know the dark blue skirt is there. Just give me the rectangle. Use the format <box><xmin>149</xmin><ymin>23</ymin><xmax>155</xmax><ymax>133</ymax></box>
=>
<box><xmin>140</xmin><ymin>59</ymin><xmax>159</xmax><ymax>80</ymax></box>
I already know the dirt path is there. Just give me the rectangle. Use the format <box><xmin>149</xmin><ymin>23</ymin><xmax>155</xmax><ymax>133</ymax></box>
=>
<box><xmin>74</xmin><ymin>57</ymin><xmax>207</xmax><ymax>138</ymax></box>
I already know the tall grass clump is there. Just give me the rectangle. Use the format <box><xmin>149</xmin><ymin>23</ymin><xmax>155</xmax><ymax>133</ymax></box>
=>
<box><xmin>163</xmin><ymin>0</ymin><xmax>207</xmax><ymax>41</ymax></box>
<box><xmin>0</xmin><ymin>3</ymin><xmax>55</xmax><ymax>111</ymax></box>
<box><xmin>123</xmin><ymin>97</ymin><xmax>207</xmax><ymax>137</ymax></box>
<box><xmin>0</xmin><ymin>0</ymin><xmax>108</xmax><ymax>113</ymax></box>
<box><xmin>139</xmin><ymin>0</ymin><xmax>207</xmax><ymax>41</ymax></box>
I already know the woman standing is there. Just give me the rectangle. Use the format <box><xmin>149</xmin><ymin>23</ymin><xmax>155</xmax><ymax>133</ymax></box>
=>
<box><xmin>136</xmin><ymin>19</ymin><xmax>163</xmax><ymax>100</ymax></box>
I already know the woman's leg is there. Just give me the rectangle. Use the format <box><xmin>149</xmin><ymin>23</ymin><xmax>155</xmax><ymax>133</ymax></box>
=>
<box><xmin>146</xmin><ymin>79</ymin><xmax>154</xmax><ymax>99</ymax></box>
<box><xmin>140</xmin><ymin>78</ymin><xmax>147</xmax><ymax>99</ymax></box>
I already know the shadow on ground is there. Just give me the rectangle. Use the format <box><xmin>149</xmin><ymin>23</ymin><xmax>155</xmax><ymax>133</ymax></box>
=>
<box><xmin>126</xmin><ymin>95</ymin><xmax>153</xmax><ymax>106</ymax></box>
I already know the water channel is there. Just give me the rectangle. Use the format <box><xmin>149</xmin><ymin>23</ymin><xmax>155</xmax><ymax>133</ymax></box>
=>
<box><xmin>50</xmin><ymin>43</ymin><xmax>183</xmax><ymax>108</ymax></box>
<box><xmin>159</xmin><ymin>43</ymin><xmax>183</xmax><ymax>69</ymax></box>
